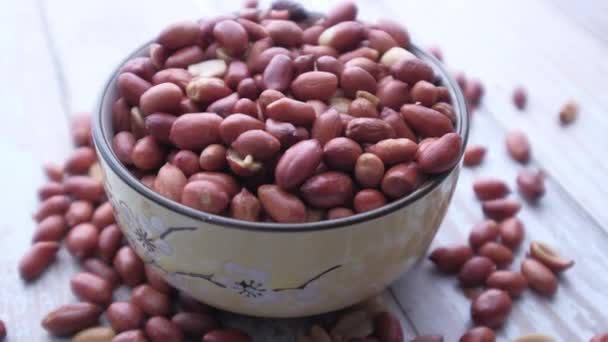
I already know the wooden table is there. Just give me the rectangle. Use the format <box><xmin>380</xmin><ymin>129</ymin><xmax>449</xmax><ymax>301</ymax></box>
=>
<box><xmin>1</xmin><ymin>0</ymin><xmax>607</xmax><ymax>340</ymax></box>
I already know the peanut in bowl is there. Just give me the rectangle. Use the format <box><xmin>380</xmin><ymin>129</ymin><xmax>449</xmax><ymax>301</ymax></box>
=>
<box><xmin>92</xmin><ymin>4</ymin><xmax>469</xmax><ymax>317</ymax></box>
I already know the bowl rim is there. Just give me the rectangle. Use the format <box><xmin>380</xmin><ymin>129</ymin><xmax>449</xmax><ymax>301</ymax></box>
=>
<box><xmin>93</xmin><ymin>41</ymin><xmax>470</xmax><ymax>233</ymax></box>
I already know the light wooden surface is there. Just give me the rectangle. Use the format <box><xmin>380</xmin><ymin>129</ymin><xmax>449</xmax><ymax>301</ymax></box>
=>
<box><xmin>0</xmin><ymin>0</ymin><xmax>607</xmax><ymax>341</ymax></box>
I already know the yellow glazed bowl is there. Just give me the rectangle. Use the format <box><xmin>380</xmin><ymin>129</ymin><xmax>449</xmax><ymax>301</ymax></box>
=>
<box><xmin>93</xmin><ymin>42</ymin><xmax>469</xmax><ymax>318</ymax></box>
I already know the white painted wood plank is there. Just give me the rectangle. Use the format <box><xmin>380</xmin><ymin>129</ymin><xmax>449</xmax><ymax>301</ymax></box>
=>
<box><xmin>33</xmin><ymin>1</ymin><xmax>605</xmax><ymax>340</ymax></box>
<box><xmin>216</xmin><ymin>291</ymin><xmax>417</xmax><ymax>341</ymax></box>
<box><xmin>550</xmin><ymin>0</ymin><xmax>608</xmax><ymax>46</ymax></box>
<box><xmin>391</xmin><ymin>108</ymin><xmax>608</xmax><ymax>341</ymax></box>
<box><xmin>373</xmin><ymin>0</ymin><xmax>608</xmax><ymax>228</ymax></box>
<box><xmin>0</xmin><ymin>0</ymin><xmax>77</xmax><ymax>341</ymax></box>
<box><xmin>39</xmin><ymin>0</ymin><xmax>206</xmax><ymax>113</ymax></box>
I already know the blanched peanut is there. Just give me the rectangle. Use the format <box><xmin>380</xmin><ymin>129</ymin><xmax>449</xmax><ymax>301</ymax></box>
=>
<box><xmin>226</xmin><ymin>149</ymin><xmax>263</xmax><ymax>177</ymax></box>
<box><xmin>189</xmin><ymin>59</ymin><xmax>228</xmax><ymax>81</ymax></box>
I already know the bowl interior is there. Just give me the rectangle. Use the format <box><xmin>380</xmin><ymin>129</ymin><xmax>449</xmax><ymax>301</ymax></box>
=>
<box><xmin>93</xmin><ymin>43</ymin><xmax>470</xmax><ymax>232</ymax></box>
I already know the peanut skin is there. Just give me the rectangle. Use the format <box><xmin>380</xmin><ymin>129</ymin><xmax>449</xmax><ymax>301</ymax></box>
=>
<box><xmin>258</xmin><ymin>185</ymin><xmax>307</xmax><ymax>223</ymax></box>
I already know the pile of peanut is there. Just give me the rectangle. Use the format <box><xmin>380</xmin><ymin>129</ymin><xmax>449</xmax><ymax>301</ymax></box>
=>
<box><xmin>111</xmin><ymin>0</ymin><xmax>464</xmax><ymax>223</ymax></box>
<box><xmin>18</xmin><ymin>111</ymin><xmax>405</xmax><ymax>341</ymax></box>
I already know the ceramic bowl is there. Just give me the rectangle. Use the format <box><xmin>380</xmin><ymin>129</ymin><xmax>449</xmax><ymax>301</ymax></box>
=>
<box><xmin>93</xmin><ymin>42</ymin><xmax>469</xmax><ymax>318</ymax></box>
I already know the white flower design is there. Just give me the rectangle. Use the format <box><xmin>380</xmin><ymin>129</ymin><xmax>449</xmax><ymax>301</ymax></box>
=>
<box><xmin>116</xmin><ymin>201</ymin><xmax>174</xmax><ymax>263</ymax></box>
<box><xmin>214</xmin><ymin>262</ymin><xmax>278</xmax><ymax>302</ymax></box>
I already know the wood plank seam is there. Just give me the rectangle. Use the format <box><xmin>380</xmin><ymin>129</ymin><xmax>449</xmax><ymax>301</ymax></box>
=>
<box><xmin>35</xmin><ymin>0</ymin><xmax>73</xmax><ymax>123</ymax></box>
<box><xmin>388</xmin><ymin>287</ymin><xmax>420</xmax><ymax>336</ymax></box>
<box><xmin>548</xmin><ymin>0</ymin><xmax>608</xmax><ymax>47</ymax></box>
<box><xmin>477</xmin><ymin>103</ymin><xmax>608</xmax><ymax>239</ymax></box>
